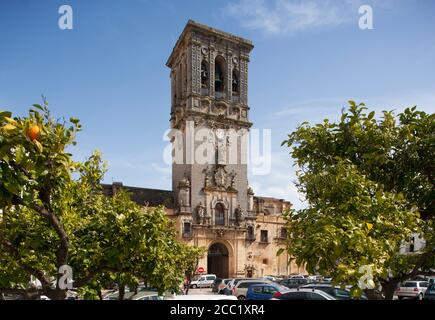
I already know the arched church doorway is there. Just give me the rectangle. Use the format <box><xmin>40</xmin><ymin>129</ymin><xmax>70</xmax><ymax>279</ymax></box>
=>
<box><xmin>207</xmin><ymin>242</ymin><xmax>229</xmax><ymax>278</ymax></box>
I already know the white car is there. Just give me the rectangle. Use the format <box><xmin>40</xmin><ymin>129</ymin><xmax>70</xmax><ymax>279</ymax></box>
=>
<box><xmin>232</xmin><ymin>279</ymin><xmax>271</xmax><ymax>300</ymax></box>
<box><xmin>396</xmin><ymin>281</ymin><xmax>429</xmax><ymax>300</ymax></box>
<box><xmin>190</xmin><ymin>274</ymin><xmax>216</xmax><ymax>288</ymax></box>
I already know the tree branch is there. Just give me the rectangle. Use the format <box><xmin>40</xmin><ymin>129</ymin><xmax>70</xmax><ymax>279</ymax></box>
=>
<box><xmin>407</xmin><ymin>249</ymin><xmax>435</xmax><ymax>279</ymax></box>
<box><xmin>0</xmin><ymin>288</ymin><xmax>44</xmax><ymax>297</ymax></box>
<box><xmin>0</xmin><ymin>235</ymin><xmax>51</xmax><ymax>288</ymax></box>
<box><xmin>74</xmin><ymin>265</ymin><xmax>132</xmax><ymax>288</ymax></box>
<box><xmin>11</xmin><ymin>195</ymin><xmax>69</xmax><ymax>269</ymax></box>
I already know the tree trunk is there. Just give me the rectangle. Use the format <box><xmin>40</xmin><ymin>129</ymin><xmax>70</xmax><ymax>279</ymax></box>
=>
<box><xmin>48</xmin><ymin>288</ymin><xmax>67</xmax><ymax>300</ymax></box>
<box><xmin>365</xmin><ymin>289</ymin><xmax>383</xmax><ymax>300</ymax></box>
<box><xmin>382</xmin><ymin>279</ymin><xmax>399</xmax><ymax>300</ymax></box>
<box><xmin>118</xmin><ymin>283</ymin><xmax>125</xmax><ymax>300</ymax></box>
<box><xmin>98</xmin><ymin>289</ymin><xmax>103</xmax><ymax>300</ymax></box>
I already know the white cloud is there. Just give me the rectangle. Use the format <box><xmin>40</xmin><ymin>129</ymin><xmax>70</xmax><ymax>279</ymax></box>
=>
<box><xmin>248</xmin><ymin>151</ymin><xmax>307</xmax><ymax>210</ymax></box>
<box><xmin>275</xmin><ymin>92</ymin><xmax>435</xmax><ymax>120</ymax></box>
<box><xmin>251</xmin><ymin>90</ymin><xmax>435</xmax><ymax>210</ymax></box>
<box><xmin>225</xmin><ymin>0</ymin><xmax>365</xmax><ymax>35</ymax></box>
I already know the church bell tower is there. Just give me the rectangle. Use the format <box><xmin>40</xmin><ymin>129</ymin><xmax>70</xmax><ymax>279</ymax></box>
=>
<box><xmin>166</xmin><ymin>20</ymin><xmax>255</xmax><ymax>234</ymax></box>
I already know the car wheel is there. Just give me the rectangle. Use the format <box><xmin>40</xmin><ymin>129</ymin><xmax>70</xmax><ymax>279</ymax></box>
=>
<box><xmin>191</xmin><ymin>284</ymin><xmax>197</xmax><ymax>289</ymax></box>
<box><xmin>237</xmin><ymin>295</ymin><xmax>246</xmax><ymax>300</ymax></box>
<box><xmin>418</xmin><ymin>293</ymin><xmax>423</xmax><ymax>301</ymax></box>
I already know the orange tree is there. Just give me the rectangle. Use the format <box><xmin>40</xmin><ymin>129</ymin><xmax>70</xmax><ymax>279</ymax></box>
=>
<box><xmin>0</xmin><ymin>102</ymin><xmax>203</xmax><ymax>299</ymax></box>
<box><xmin>282</xmin><ymin>102</ymin><xmax>434</xmax><ymax>299</ymax></box>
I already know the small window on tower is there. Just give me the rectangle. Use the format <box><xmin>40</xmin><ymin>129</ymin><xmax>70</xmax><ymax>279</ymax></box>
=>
<box><xmin>215</xmin><ymin>203</ymin><xmax>225</xmax><ymax>226</ymax></box>
<box><xmin>232</xmin><ymin>68</ymin><xmax>239</xmax><ymax>95</ymax></box>
<box><xmin>260</xmin><ymin>230</ymin><xmax>268</xmax><ymax>243</ymax></box>
<box><xmin>201</xmin><ymin>60</ymin><xmax>209</xmax><ymax>88</ymax></box>
<box><xmin>215</xmin><ymin>56</ymin><xmax>225</xmax><ymax>93</ymax></box>
<box><xmin>247</xmin><ymin>225</ymin><xmax>255</xmax><ymax>240</ymax></box>
<box><xmin>183</xmin><ymin>222</ymin><xmax>192</xmax><ymax>238</ymax></box>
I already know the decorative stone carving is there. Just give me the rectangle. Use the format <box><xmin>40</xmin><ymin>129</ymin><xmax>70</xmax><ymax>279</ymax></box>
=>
<box><xmin>247</xmin><ymin>186</ymin><xmax>254</xmax><ymax>213</ymax></box>
<box><xmin>196</xmin><ymin>202</ymin><xmax>206</xmax><ymax>224</ymax></box>
<box><xmin>178</xmin><ymin>177</ymin><xmax>191</xmax><ymax>212</ymax></box>
<box><xmin>214</xmin><ymin>166</ymin><xmax>227</xmax><ymax>187</ymax></box>
<box><xmin>234</xmin><ymin>204</ymin><xmax>245</xmax><ymax>226</ymax></box>
<box><xmin>230</xmin><ymin>171</ymin><xmax>236</xmax><ymax>188</ymax></box>
<box><xmin>214</xmin><ymin>228</ymin><xmax>226</xmax><ymax>238</ymax></box>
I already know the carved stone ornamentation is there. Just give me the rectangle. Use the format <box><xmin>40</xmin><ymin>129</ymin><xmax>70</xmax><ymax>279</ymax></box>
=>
<box><xmin>214</xmin><ymin>228</ymin><xmax>226</xmax><ymax>238</ymax></box>
<box><xmin>178</xmin><ymin>177</ymin><xmax>191</xmax><ymax>212</ymax></box>
<box><xmin>196</xmin><ymin>202</ymin><xmax>206</xmax><ymax>224</ymax></box>
<box><xmin>234</xmin><ymin>204</ymin><xmax>245</xmax><ymax>226</ymax></box>
<box><xmin>214</xmin><ymin>166</ymin><xmax>227</xmax><ymax>187</ymax></box>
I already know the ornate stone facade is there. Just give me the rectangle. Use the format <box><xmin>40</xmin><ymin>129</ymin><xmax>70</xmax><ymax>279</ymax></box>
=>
<box><xmin>165</xmin><ymin>20</ymin><xmax>304</xmax><ymax>278</ymax></box>
<box><xmin>103</xmin><ymin>20</ymin><xmax>305</xmax><ymax>279</ymax></box>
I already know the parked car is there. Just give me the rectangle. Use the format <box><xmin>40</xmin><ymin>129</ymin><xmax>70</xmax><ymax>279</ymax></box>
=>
<box><xmin>190</xmin><ymin>274</ymin><xmax>216</xmax><ymax>288</ymax></box>
<box><xmin>166</xmin><ymin>294</ymin><xmax>237</xmax><ymax>300</ymax></box>
<box><xmin>103</xmin><ymin>291</ymin><xmax>135</xmax><ymax>300</ymax></box>
<box><xmin>263</xmin><ymin>275</ymin><xmax>278</xmax><ymax>282</ymax></box>
<box><xmin>1</xmin><ymin>294</ymin><xmax>23</xmax><ymax>300</ymax></box>
<box><xmin>423</xmin><ymin>283</ymin><xmax>435</xmax><ymax>301</ymax></box>
<box><xmin>396</xmin><ymin>281</ymin><xmax>429</xmax><ymax>300</ymax></box>
<box><xmin>280</xmin><ymin>277</ymin><xmax>310</xmax><ymax>289</ymax></box>
<box><xmin>247</xmin><ymin>283</ymin><xmax>290</xmax><ymax>300</ymax></box>
<box><xmin>232</xmin><ymin>279</ymin><xmax>271</xmax><ymax>300</ymax></box>
<box><xmin>216</xmin><ymin>278</ymin><xmax>232</xmax><ymax>294</ymax></box>
<box><xmin>227</xmin><ymin>278</ymin><xmax>256</xmax><ymax>289</ymax></box>
<box><xmin>300</xmin><ymin>283</ymin><xmax>367</xmax><ymax>300</ymax></box>
<box><xmin>272</xmin><ymin>288</ymin><xmax>337</xmax><ymax>300</ymax></box>
<box><xmin>130</xmin><ymin>291</ymin><xmax>163</xmax><ymax>300</ymax></box>
<box><xmin>212</xmin><ymin>278</ymin><xmax>222</xmax><ymax>293</ymax></box>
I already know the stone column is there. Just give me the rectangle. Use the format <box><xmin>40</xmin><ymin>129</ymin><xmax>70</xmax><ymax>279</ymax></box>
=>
<box><xmin>227</xmin><ymin>51</ymin><xmax>233</xmax><ymax>101</ymax></box>
<box><xmin>209</xmin><ymin>45</ymin><xmax>215</xmax><ymax>96</ymax></box>
<box><xmin>240</xmin><ymin>54</ymin><xmax>249</xmax><ymax>105</ymax></box>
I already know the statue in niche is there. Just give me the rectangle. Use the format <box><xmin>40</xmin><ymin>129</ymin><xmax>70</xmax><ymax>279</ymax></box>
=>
<box><xmin>214</xmin><ymin>167</ymin><xmax>226</xmax><ymax>187</ymax></box>
<box><xmin>205</xmin><ymin>173</ymin><xmax>211</xmax><ymax>188</ymax></box>
<box><xmin>230</xmin><ymin>171</ymin><xmax>236</xmax><ymax>188</ymax></box>
<box><xmin>197</xmin><ymin>202</ymin><xmax>206</xmax><ymax>224</ymax></box>
<box><xmin>235</xmin><ymin>204</ymin><xmax>245</xmax><ymax>226</ymax></box>
<box><xmin>178</xmin><ymin>177</ymin><xmax>191</xmax><ymax>210</ymax></box>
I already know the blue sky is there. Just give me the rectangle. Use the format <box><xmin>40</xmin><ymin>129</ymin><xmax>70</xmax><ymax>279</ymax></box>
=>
<box><xmin>1</xmin><ymin>0</ymin><xmax>434</xmax><ymax>209</ymax></box>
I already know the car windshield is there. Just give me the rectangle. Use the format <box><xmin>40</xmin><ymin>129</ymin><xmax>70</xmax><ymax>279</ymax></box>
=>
<box><xmin>192</xmin><ymin>276</ymin><xmax>200</xmax><ymax>281</ymax></box>
<box><xmin>403</xmin><ymin>282</ymin><xmax>417</xmax><ymax>287</ymax></box>
<box><xmin>275</xmin><ymin>285</ymin><xmax>290</xmax><ymax>292</ymax></box>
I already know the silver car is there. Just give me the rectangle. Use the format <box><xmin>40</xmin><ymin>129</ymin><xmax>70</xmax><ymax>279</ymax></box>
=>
<box><xmin>271</xmin><ymin>288</ymin><xmax>336</xmax><ymax>300</ymax></box>
<box><xmin>232</xmin><ymin>279</ymin><xmax>272</xmax><ymax>300</ymax></box>
<box><xmin>396</xmin><ymin>281</ymin><xmax>429</xmax><ymax>300</ymax></box>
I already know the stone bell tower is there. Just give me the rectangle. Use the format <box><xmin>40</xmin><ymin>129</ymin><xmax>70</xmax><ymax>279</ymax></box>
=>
<box><xmin>166</xmin><ymin>20</ymin><xmax>255</xmax><ymax>233</ymax></box>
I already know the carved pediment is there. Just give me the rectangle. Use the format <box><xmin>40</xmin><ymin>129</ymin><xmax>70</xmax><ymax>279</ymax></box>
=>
<box><xmin>203</xmin><ymin>165</ymin><xmax>237</xmax><ymax>193</ymax></box>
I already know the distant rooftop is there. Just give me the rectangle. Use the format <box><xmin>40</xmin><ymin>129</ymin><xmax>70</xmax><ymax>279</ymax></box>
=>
<box><xmin>102</xmin><ymin>183</ymin><xmax>174</xmax><ymax>209</ymax></box>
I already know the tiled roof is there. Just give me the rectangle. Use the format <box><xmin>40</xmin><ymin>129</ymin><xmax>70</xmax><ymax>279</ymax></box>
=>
<box><xmin>101</xmin><ymin>183</ymin><xmax>174</xmax><ymax>209</ymax></box>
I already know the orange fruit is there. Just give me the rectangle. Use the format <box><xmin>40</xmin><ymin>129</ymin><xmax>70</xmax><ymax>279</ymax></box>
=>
<box><xmin>27</xmin><ymin>125</ymin><xmax>40</xmax><ymax>141</ymax></box>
